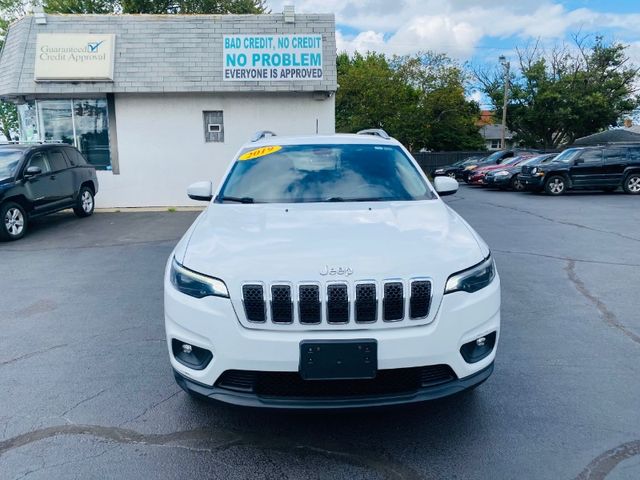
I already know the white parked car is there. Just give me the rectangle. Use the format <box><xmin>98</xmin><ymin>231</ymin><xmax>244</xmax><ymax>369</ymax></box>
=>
<box><xmin>164</xmin><ymin>130</ymin><xmax>500</xmax><ymax>408</ymax></box>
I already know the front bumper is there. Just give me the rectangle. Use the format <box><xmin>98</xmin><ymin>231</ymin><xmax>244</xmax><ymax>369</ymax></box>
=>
<box><xmin>469</xmin><ymin>174</ymin><xmax>486</xmax><ymax>185</ymax></box>
<box><xmin>173</xmin><ymin>362</ymin><xmax>494</xmax><ymax>409</ymax></box>
<box><xmin>520</xmin><ymin>174</ymin><xmax>545</xmax><ymax>190</ymax></box>
<box><xmin>485</xmin><ymin>175</ymin><xmax>510</xmax><ymax>187</ymax></box>
<box><xmin>165</xmin><ymin>271</ymin><xmax>500</xmax><ymax>408</ymax></box>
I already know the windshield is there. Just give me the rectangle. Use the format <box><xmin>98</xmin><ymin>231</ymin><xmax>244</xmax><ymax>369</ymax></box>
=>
<box><xmin>218</xmin><ymin>144</ymin><xmax>434</xmax><ymax>203</ymax></box>
<box><xmin>553</xmin><ymin>149</ymin><xmax>581</xmax><ymax>163</ymax></box>
<box><xmin>0</xmin><ymin>150</ymin><xmax>23</xmax><ymax>180</ymax></box>
<box><xmin>502</xmin><ymin>156</ymin><xmax>524</xmax><ymax>166</ymax></box>
<box><xmin>481</xmin><ymin>151</ymin><xmax>506</xmax><ymax>164</ymax></box>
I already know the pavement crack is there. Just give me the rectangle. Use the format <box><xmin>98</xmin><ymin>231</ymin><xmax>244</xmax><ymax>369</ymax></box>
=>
<box><xmin>0</xmin><ymin>424</ymin><xmax>423</xmax><ymax>479</ymax></box>
<box><xmin>60</xmin><ymin>389</ymin><xmax>108</xmax><ymax>417</ymax></box>
<box><xmin>476</xmin><ymin>200</ymin><xmax>640</xmax><ymax>243</ymax></box>
<box><xmin>575</xmin><ymin>439</ymin><xmax>640</xmax><ymax>480</ymax></box>
<box><xmin>0</xmin><ymin>344</ymin><xmax>67</xmax><ymax>367</ymax></box>
<box><xmin>565</xmin><ymin>260</ymin><xmax>640</xmax><ymax>345</ymax></box>
<box><xmin>118</xmin><ymin>390</ymin><xmax>182</xmax><ymax>426</ymax></box>
<box><xmin>493</xmin><ymin>249</ymin><xmax>640</xmax><ymax>268</ymax></box>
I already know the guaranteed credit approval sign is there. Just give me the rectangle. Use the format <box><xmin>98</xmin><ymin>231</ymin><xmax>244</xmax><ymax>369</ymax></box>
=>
<box><xmin>223</xmin><ymin>35</ymin><xmax>323</xmax><ymax>81</ymax></box>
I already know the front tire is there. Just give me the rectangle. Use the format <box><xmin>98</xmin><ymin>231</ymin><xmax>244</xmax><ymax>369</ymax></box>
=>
<box><xmin>623</xmin><ymin>173</ymin><xmax>640</xmax><ymax>195</ymax></box>
<box><xmin>545</xmin><ymin>175</ymin><xmax>566</xmax><ymax>196</ymax></box>
<box><xmin>511</xmin><ymin>175</ymin><xmax>524</xmax><ymax>191</ymax></box>
<box><xmin>1</xmin><ymin>202</ymin><xmax>27</xmax><ymax>241</ymax></box>
<box><xmin>73</xmin><ymin>186</ymin><xmax>95</xmax><ymax>217</ymax></box>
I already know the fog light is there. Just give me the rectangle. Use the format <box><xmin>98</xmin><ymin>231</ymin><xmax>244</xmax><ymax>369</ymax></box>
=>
<box><xmin>171</xmin><ymin>339</ymin><xmax>213</xmax><ymax>370</ymax></box>
<box><xmin>460</xmin><ymin>331</ymin><xmax>497</xmax><ymax>363</ymax></box>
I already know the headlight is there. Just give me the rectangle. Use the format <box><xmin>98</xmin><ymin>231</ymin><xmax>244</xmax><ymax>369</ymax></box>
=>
<box><xmin>170</xmin><ymin>257</ymin><xmax>229</xmax><ymax>298</ymax></box>
<box><xmin>496</xmin><ymin>170</ymin><xmax>510</xmax><ymax>176</ymax></box>
<box><xmin>445</xmin><ymin>256</ymin><xmax>496</xmax><ymax>294</ymax></box>
<box><xmin>531</xmin><ymin>167</ymin><xmax>538</xmax><ymax>174</ymax></box>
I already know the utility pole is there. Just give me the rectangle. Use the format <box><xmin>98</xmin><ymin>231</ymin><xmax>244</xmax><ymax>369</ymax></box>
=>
<box><xmin>499</xmin><ymin>55</ymin><xmax>510</xmax><ymax>150</ymax></box>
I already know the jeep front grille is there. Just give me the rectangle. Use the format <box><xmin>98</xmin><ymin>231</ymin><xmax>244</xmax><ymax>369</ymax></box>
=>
<box><xmin>241</xmin><ymin>280</ymin><xmax>432</xmax><ymax>328</ymax></box>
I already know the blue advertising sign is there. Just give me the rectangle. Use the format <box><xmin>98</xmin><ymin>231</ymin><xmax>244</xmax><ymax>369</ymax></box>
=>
<box><xmin>223</xmin><ymin>35</ymin><xmax>323</xmax><ymax>81</ymax></box>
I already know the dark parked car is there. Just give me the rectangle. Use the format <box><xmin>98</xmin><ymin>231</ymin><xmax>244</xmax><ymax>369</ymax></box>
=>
<box><xmin>432</xmin><ymin>156</ymin><xmax>485</xmax><ymax>179</ymax></box>
<box><xmin>519</xmin><ymin>145</ymin><xmax>640</xmax><ymax>195</ymax></box>
<box><xmin>0</xmin><ymin>143</ymin><xmax>99</xmax><ymax>240</ymax></box>
<box><xmin>459</xmin><ymin>149</ymin><xmax>540</xmax><ymax>183</ymax></box>
<box><xmin>485</xmin><ymin>154</ymin><xmax>557</xmax><ymax>191</ymax></box>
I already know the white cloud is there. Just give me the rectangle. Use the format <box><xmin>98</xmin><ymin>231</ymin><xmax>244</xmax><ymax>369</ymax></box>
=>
<box><xmin>272</xmin><ymin>1</ymin><xmax>640</xmax><ymax>61</ymax></box>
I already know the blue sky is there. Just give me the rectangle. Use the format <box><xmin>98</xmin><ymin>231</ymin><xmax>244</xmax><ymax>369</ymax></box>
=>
<box><xmin>269</xmin><ymin>1</ymin><xmax>640</xmax><ymax>106</ymax></box>
<box><xmin>271</xmin><ymin>1</ymin><xmax>640</xmax><ymax>73</ymax></box>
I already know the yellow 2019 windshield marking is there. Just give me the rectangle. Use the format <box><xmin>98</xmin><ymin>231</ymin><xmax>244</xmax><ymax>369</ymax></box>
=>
<box><xmin>238</xmin><ymin>145</ymin><xmax>282</xmax><ymax>161</ymax></box>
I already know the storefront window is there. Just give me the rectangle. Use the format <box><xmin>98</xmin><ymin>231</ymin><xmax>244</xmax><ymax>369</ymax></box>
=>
<box><xmin>18</xmin><ymin>99</ymin><xmax>112</xmax><ymax>170</ymax></box>
<box><xmin>17</xmin><ymin>103</ymin><xmax>39</xmax><ymax>142</ymax></box>
<box><xmin>38</xmin><ymin>100</ymin><xmax>75</xmax><ymax>145</ymax></box>
<box><xmin>73</xmin><ymin>99</ymin><xmax>110</xmax><ymax>169</ymax></box>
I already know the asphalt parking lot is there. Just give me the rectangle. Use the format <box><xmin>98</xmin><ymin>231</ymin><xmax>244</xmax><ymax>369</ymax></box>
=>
<box><xmin>1</xmin><ymin>186</ymin><xmax>639</xmax><ymax>480</ymax></box>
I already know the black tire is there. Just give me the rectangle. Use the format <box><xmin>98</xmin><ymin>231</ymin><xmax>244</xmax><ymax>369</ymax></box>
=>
<box><xmin>73</xmin><ymin>186</ymin><xmax>95</xmax><ymax>217</ymax></box>
<box><xmin>0</xmin><ymin>201</ymin><xmax>28</xmax><ymax>241</ymax></box>
<box><xmin>510</xmin><ymin>175</ymin><xmax>524</xmax><ymax>192</ymax></box>
<box><xmin>623</xmin><ymin>173</ymin><xmax>640</xmax><ymax>195</ymax></box>
<box><xmin>544</xmin><ymin>175</ymin><xmax>567</xmax><ymax>196</ymax></box>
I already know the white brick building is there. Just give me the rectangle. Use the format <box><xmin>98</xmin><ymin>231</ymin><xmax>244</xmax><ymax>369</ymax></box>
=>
<box><xmin>0</xmin><ymin>11</ymin><xmax>337</xmax><ymax>207</ymax></box>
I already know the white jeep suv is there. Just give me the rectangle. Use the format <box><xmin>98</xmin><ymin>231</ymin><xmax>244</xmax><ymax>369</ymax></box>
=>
<box><xmin>164</xmin><ymin>130</ymin><xmax>500</xmax><ymax>408</ymax></box>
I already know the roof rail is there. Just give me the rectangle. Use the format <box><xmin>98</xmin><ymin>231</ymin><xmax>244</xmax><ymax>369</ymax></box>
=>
<box><xmin>251</xmin><ymin>130</ymin><xmax>277</xmax><ymax>142</ymax></box>
<box><xmin>357</xmin><ymin>129</ymin><xmax>391</xmax><ymax>140</ymax></box>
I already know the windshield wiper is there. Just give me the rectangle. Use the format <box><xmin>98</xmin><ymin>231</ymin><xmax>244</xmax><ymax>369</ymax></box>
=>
<box><xmin>324</xmin><ymin>196</ymin><xmax>386</xmax><ymax>202</ymax></box>
<box><xmin>218</xmin><ymin>196</ymin><xmax>255</xmax><ymax>204</ymax></box>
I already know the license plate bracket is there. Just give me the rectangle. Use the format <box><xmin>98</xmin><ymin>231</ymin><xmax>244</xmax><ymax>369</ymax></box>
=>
<box><xmin>299</xmin><ymin>340</ymin><xmax>377</xmax><ymax>380</ymax></box>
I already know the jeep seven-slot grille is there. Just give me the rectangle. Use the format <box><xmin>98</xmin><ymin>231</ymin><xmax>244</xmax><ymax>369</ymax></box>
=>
<box><xmin>241</xmin><ymin>280</ymin><xmax>432</xmax><ymax>326</ymax></box>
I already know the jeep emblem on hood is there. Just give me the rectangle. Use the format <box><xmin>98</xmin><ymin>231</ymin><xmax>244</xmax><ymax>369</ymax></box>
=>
<box><xmin>320</xmin><ymin>265</ymin><xmax>354</xmax><ymax>276</ymax></box>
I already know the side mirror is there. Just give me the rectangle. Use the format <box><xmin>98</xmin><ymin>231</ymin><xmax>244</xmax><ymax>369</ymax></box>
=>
<box><xmin>574</xmin><ymin>158</ymin><xmax>584</xmax><ymax>165</ymax></box>
<box><xmin>433</xmin><ymin>176</ymin><xmax>458</xmax><ymax>196</ymax></box>
<box><xmin>24</xmin><ymin>166</ymin><xmax>42</xmax><ymax>178</ymax></box>
<box><xmin>187</xmin><ymin>181</ymin><xmax>213</xmax><ymax>201</ymax></box>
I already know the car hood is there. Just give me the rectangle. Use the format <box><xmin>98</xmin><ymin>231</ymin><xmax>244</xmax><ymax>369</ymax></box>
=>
<box><xmin>181</xmin><ymin>200</ymin><xmax>486</xmax><ymax>300</ymax></box>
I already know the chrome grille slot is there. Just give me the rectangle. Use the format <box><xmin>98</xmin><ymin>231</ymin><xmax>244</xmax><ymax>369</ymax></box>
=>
<box><xmin>271</xmin><ymin>285</ymin><xmax>293</xmax><ymax>323</ymax></box>
<box><xmin>242</xmin><ymin>284</ymin><xmax>265</xmax><ymax>322</ymax></box>
<box><xmin>383</xmin><ymin>282</ymin><xmax>404</xmax><ymax>321</ymax></box>
<box><xmin>355</xmin><ymin>283</ymin><xmax>377</xmax><ymax>322</ymax></box>
<box><xmin>410</xmin><ymin>280</ymin><xmax>432</xmax><ymax>319</ymax></box>
<box><xmin>326</xmin><ymin>284</ymin><xmax>349</xmax><ymax>324</ymax></box>
<box><xmin>298</xmin><ymin>285</ymin><xmax>321</xmax><ymax>324</ymax></box>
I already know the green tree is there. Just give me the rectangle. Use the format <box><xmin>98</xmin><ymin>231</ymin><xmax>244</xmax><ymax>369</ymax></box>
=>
<box><xmin>336</xmin><ymin>51</ymin><xmax>484</xmax><ymax>151</ymax></box>
<box><xmin>0</xmin><ymin>0</ymin><xmax>26</xmax><ymax>140</ymax></box>
<box><xmin>476</xmin><ymin>37</ymin><xmax>640</xmax><ymax>148</ymax></box>
<box><xmin>44</xmin><ymin>0</ymin><xmax>268</xmax><ymax>14</ymax></box>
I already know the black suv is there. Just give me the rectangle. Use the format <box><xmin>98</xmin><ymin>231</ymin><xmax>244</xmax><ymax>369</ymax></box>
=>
<box><xmin>519</xmin><ymin>145</ymin><xmax>640</xmax><ymax>195</ymax></box>
<box><xmin>0</xmin><ymin>143</ymin><xmax>99</xmax><ymax>240</ymax></box>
